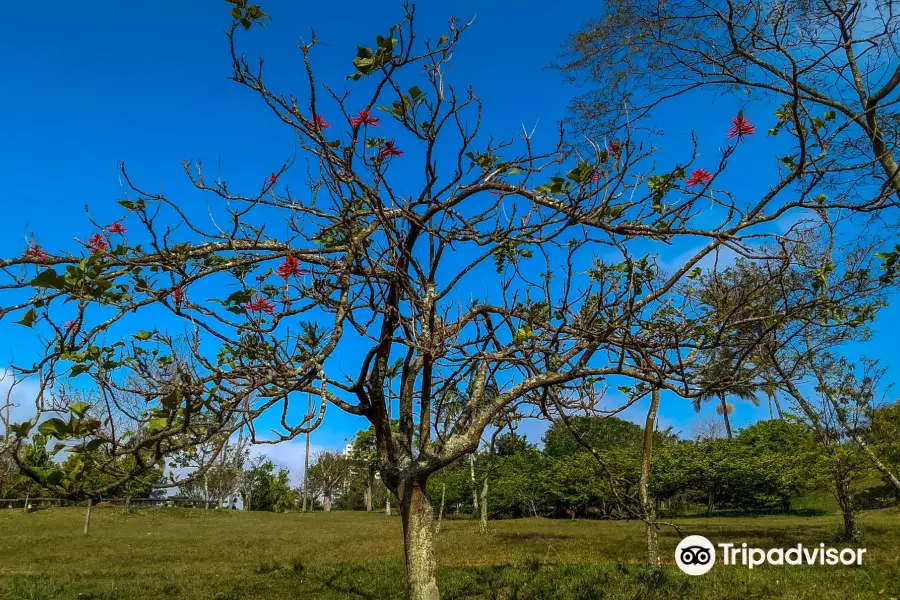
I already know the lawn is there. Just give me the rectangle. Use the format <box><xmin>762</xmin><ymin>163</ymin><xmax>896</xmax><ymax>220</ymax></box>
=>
<box><xmin>1</xmin><ymin>507</ymin><xmax>898</xmax><ymax>599</ymax></box>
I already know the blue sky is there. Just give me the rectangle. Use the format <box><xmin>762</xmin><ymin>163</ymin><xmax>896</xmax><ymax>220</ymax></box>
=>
<box><xmin>2</xmin><ymin>1</ymin><xmax>898</xmax><ymax>478</ymax></box>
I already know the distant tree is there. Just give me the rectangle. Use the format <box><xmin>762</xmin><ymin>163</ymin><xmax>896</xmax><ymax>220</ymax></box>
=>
<box><xmin>693</xmin><ymin>350</ymin><xmax>759</xmax><ymax>439</ymax></box>
<box><xmin>242</xmin><ymin>458</ymin><xmax>296</xmax><ymax>512</ymax></box>
<box><xmin>307</xmin><ymin>451</ymin><xmax>351</xmax><ymax>512</ymax></box>
<box><xmin>866</xmin><ymin>402</ymin><xmax>900</xmax><ymax>494</ymax></box>
<box><xmin>692</xmin><ymin>418</ymin><xmax>725</xmax><ymax>442</ymax></box>
<box><xmin>543</xmin><ymin>416</ymin><xmax>644</xmax><ymax>458</ymax></box>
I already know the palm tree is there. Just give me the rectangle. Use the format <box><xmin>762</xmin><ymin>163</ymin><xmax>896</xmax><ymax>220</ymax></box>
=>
<box><xmin>759</xmin><ymin>382</ymin><xmax>784</xmax><ymax>420</ymax></box>
<box><xmin>693</xmin><ymin>353</ymin><xmax>759</xmax><ymax>439</ymax></box>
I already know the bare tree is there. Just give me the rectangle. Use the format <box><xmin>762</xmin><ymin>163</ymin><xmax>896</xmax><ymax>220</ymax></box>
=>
<box><xmin>1</xmin><ymin>3</ymin><xmax>897</xmax><ymax>597</ymax></box>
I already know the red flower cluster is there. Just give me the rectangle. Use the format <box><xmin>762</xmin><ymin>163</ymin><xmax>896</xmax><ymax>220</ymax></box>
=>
<box><xmin>607</xmin><ymin>141</ymin><xmax>621</xmax><ymax>155</ymax></box>
<box><xmin>378</xmin><ymin>140</ymin><xmax>403</xmax><ymax>160</ymax></box>
<box><xmin>276</xmin><ymin>255</ymin><xmax>307</xmax><ymax>280</ymax></box>
<box><xmin>350</xmin><ymin>109</ymin><xmax>380</xmax><ymax>129</ymax></box>
<box><xmin>87</xmin><ymin>233</ymin><xmax>108</xmax><ymax>255</ymax></box>
<box><xmin>686</xmin><ymin>168</ymin><xmax>714</xmax><ymax>187</ymax></box>
<box><xmin>107</xmin><ymin>222</ymin><xmax>128</xmax><ymax>235</ymax></box>
<box><xmin>267</xmin><ymin>172</ymin><xmax>279</xmax><ymax>185</ymax></box>
<box><xmin>307</xmin><ymin>114</ymin><xmax>331</xmax><ymax>130</ymax></box>
<box><xmin>170</xmin><ymin>287</ymin><xmax>187</xmax><ymax>309</ymax></box>
<box><xmin>727</xmin><ymin>111</ymin><xmax>756</xmax><ymax>142</ymax></box>
<box><xmin>245</xmin><ymin>295</ymin><xmax>276</xmax><ymax>315</ymax></box>
<box><xmin>64</xmin><ymin>320</ymin><xmax>78</xmax><ymax>332</ymax></box>
<box><xmin>25</xmin><ymin>244</ymin><xmax>48</xmax><ymax>260</ymax></box>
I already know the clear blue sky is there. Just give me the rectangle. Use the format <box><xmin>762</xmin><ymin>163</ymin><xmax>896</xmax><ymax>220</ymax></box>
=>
<box><xmin>2</xmin><ymin>1</ymin><xmax>897</xmax><ymax>474</ymax></box>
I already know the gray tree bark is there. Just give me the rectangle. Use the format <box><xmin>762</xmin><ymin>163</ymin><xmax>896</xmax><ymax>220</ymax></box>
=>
<box><xmin>436</xmin><ymin>480</ymin><xmax>446</xmax><ymax>533</ymax></box>
<box><xmin>479</xmin><ymin>478</ymin><xmax>489</xmax><ymax>533</ymax></box>
<box><xmin>400</xmin><ymin>480</ymin><xmax>440</xmax><ymax>600</ymax></box>
<box><xmin>640</xmin><ymin>387</ymin><xmax>661</xmax><ymax>567</ymax></box>
<box><xmin>468</xmin><ymin>454</ymin><xmax>479</xmax><ymax>514</ymax></box>
<box><xmin>84</xmin><ymin>498</ymin><xmax>93</xmax><ymax>536</ymax></box>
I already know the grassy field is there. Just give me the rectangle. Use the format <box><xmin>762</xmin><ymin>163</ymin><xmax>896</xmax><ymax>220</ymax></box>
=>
<box><xmin>1</xmin><ymin>507</ymin><xmax>898</xmax><ymax>600</ymax></box>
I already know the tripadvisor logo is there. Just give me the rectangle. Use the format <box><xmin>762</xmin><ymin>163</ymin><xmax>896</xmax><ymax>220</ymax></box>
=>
<box><xmin>676</xmin><ymin>535</ymin><xmax>716</xmax><ymax>575</ymax></box>
<box><xmin>675</xmin><ymin>535</ymin><xmax>867</xmax><ymax>576</ymax></box>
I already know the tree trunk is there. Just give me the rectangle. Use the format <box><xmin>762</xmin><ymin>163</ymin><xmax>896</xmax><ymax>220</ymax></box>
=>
<box><xmin>767</xmin><ymin>392</ymin><xmax>774</xmax><ymax>420</ymax></box>
<box><xmin>436</xmin><ymin>480</ymin><xmax>446</xmax><ymax>533</ymax></box>
<box><xmin>773</xmin><ymin>394</ymin><xmax>784</xmax><ymax>419</ymax></box>
<box><xmin>640</xmin><ymin>387</ymin><xmax>661</xmax><ymax>568</ymax></box>
<box><xmin>204</xmin><ymin>474</ymin><xmax>210</xmax><ymax>510</ymax></box>
<box><xmin>365</xmin><ymin>471</ymin><xmax>374</xmax><ymax>512</ymax></box>
<box><xmin>323</xmin><ymin>493</ymin><xmax>332</xmax><ymax>512</ymax></box>
<box><xmin>386</xmin><ymin>498</ymin><xmax>391</xmax><ymax>516</ymax></box>
<box><xmin>22</xmin><ymin>492</ymin><xmax>28</xmax><ymax>514</ymax></box>
<box><xmin>706</xmin><ymin>489</ymin><xmax>714</xmax><ymax>518</ymax></box>
<box><xmin>400</xmin><ymin>480</ymin><xmax>440</xmax><ymax>600</ymax></box>
<box><xmin>479</xmin><ymin>477</ymin><xmax>489</xmax><ymax>533</ymax></box>
<box><xmin>469</xmin><ymin>454</ymin><xmax>479</xmax><ymax>514</ymax></box>
<box><xmin>302</xmin><ymin>425</ymin><xmax>311</xmax><ymax>512</ymax></box>
<box><xmin>834</xmin><ymin>460</ymin><xmax>860</xmax><ymax>543</ymax></box>
<box><xmin>84</xmin><ymin>498</ymin><xmax>93</xmax><ymax>536</ymax></box>
<box><xmin>720</xmin><ymin>393</ymin><xmax>733</xmax><ymax>439</ymax></box>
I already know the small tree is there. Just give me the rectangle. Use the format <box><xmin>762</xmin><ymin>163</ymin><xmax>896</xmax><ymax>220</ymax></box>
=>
<box><xmin>307</xmin><ymin>451</ymin><xmax>352</xmax><ymax>512</ymax></box>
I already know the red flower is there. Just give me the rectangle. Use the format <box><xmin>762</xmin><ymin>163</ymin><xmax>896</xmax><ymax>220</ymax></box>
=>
<box><xmin>245</xmin><ymin>295</ymin><xmax>276</xmax><ymax>316</ymax></box>
<box><xmin>25</xmin><ymin>244</ymin><xmax>48</xmax><ymax>260</ymax></box>
<box><xmin>267</xmin><ymin>172</ymin><xmax>279</xmax><ymax>185</ymax></box>
<box><xmin>87</xmin><ymin>233</ymin><xmax>108</xmax><ymax>255</ymax></box>
<box><xmin>727</xmin><ymin>110</ymin><xmax>756</xmax><ymax>142</ymax></box>
<box><xmin>276</xmin><ymin>255</ymin><xmax>307</xmax><ymax>280</ymax></box>
<box><xmin>686</xmin><ymin>168</ymin><xmax>714</xmax><ymax>187</ymax></box>
<box><xmin>64</xmin><ymin>320</ymin><xmax>78</xmax><ymax>332</ymax></box>
<box><xmin>107</xmin><ymin>222</ymin><xmax>128</xmax><ymax>235</ymax></box>
<box><xmin>307</xmin><ymin>114</ymin><xmax>331</xmax><ymax>130</ymax></box>
<box><xmin>349</xmin><ymin>109</ymin><xmax>380</xmax><ymax>129</ymax></box>
<box><xmin>377</xmin><ymin>140</ymin><xmax>403</xmax><ymax>160</ymax></box>
<box><xmin>591</xmin><ymin>169</ymin><xmax>601</xmax><ymax>183</ymax></box>
<box><xmin>170</xmin><ymin>287</ymin><xmax>187</xmax><ymax>309</ymax></box>
<box><xmin>606</xmin><ymin>141</ymin><xmax>621</xmax><ymax>155</ymax></box>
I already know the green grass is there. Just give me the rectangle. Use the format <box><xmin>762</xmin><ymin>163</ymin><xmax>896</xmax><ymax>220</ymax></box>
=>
<box><xmin>1</xmin><ymin>506</ymin><xmax>898</xmax><ymax>599</ymax></box>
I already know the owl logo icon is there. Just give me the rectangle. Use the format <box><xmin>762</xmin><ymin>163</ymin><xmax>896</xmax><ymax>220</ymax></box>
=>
<box><xmin>675</xmin><ymin>535</ymin><xmax>716</xmax><ymax>575</ymax></box>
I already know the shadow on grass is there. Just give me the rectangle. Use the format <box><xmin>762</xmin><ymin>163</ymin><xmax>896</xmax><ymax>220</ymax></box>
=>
<box><xmin>667</xmin><ymin>508</ymin><xmax>830</xmax><ymax>519</ymax></box>
<box><xmin>309</xmin><ymin>561</ymin><xmax>688</xmax><ymax>600</ymax></box>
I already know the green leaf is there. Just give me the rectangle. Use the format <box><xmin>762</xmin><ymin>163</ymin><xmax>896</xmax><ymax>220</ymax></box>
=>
<box><xmin>10</xmin><ymin>421</ymin><xmax>32</xmax><ymax>438</ymax></box>
<box><xmin>160</xmin><ymin>389</ymin><xmax>183</xmax><ymax>410</ymax></box>
<box><xmin>44</xmin><ymin>469</ymin><xmax>66</xmax><ymax>486</ymax></box>
<box><xmin>84</xmin><ymin>439</ymin><xmax>106</xmax><ymax>452</ymax></box>
<box><xmin>70</xmin><ymin>364</ymin><xmax>90</xmax><ymax>377</ymax></box>
<box><xmin>38</xmin><ymin>418</ymin><xmax>71</xmax><ymax>439</ymax></box>
<box><xmin>147</xmin><ymin>417</ymin><xmax>169</xmax><ymax>434</ymax></box>
<box><xmin>15</xmin><ymin>309</ymin><xmax>38</xmax><ymax>328</ymax></box>
<box><xmin>70</xmin><ymin>402</ymin><xmax>91</xmax><ymax>418</ymax></box>
<box><xmin>31</xmin><ymin>269</ymin><xmax>65</xmax><ymax>291</ymax></box>
<box><xmin>135</xmin><ymin>330</ymin><xmax>153</xmax><ymax>341</ymax></box>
